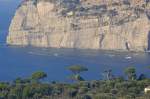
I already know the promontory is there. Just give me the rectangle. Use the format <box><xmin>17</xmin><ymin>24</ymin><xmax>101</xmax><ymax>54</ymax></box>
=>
<box><xmin>7</xmin><ymin>0</ymin><xmax>150</xmax><ymax>51</ymax></box>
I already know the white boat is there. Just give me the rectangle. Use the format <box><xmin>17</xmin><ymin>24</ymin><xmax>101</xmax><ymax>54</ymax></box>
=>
<box><xmin>125</xmin><ymin>56</ymin><xmax>132</xmax><ymax>59</ymax></box>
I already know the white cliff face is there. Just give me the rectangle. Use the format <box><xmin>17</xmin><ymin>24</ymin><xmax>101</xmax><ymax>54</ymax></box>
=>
<box><xmin>7</xmin><ymin>0</ymin><xmax>150</xmax><ymax>51</ymax></box>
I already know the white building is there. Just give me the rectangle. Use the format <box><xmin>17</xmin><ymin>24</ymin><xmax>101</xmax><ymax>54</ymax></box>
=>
<box><xmin>144</xmin><ymin>86</ymin><xmax>150</xmax><ymax>93</ymax></box>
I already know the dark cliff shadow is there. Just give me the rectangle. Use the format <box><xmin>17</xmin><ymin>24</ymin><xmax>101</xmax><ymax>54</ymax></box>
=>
<box><xmin>125</xmin><ymin>42</ymin><xmax>130</xmax><ymax>51</ymax></box>
<box><xmin>148</xmin><ymin>31</ymin><xmax>150</xmax><ymax>50</ymax></box>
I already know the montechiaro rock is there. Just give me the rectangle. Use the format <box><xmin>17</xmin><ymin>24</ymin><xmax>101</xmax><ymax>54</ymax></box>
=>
<box><xmin>7</xmin><ymin>0</ymin><xmax>150</xmax><ymax>51</ymax></box>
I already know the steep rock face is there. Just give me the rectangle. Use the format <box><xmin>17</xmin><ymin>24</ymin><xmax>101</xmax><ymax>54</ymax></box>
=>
<box><xmin>7</xmin><ymin>0</ymin><xmax>150</xmax><ymax>51</ymax></box>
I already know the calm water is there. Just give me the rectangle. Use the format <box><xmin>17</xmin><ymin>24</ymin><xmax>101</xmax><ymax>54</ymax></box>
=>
<box><xmin>0</xmin><ymin>0</ymin><xmax>150</xmax><ymax>82</ymax></box>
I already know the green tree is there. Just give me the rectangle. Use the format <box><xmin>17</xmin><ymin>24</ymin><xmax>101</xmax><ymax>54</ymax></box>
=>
<box><xmin>125</xmin><ymin>67</ymin><xmax>137</xmax><ymax>81</ymax></box>
<box><xmin>69</xmin><ymin>74</ymin><xmax>84</xmax><ymax>82</ymax></box>
<box><xmin>9</xmin><ymin>85</ymin><xmax>22</xmax><ymax>99</ymax></box>
<box><xmin>22</xmin><ymin>86</ymin><xmax>33</xmax><ymax>99</ymax></box>
<box><xmin>102</xmin><ymin>69</ymin><xmax>114</xmax><ymax>80</ymax></box>
<box><xmin>31</xmin><ymin>71</ymin><xmax>47</xmax><ymax>82</ymax></box>
<box><xmin>68</xmin><ymin>65</ymin><xmax>88</xmax><ymax>74</ymax></box>
<box><xmin>68</xmin><ymin>65</ymin><xmax>88</xmax><ymax>82</ymax></box>
<box><xmin>0</xmin><ymin>82</ymin><xmax>8</xmax><ymax>90</ymax></box>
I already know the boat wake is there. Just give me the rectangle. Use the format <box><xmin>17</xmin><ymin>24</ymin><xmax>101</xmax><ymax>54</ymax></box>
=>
<box><xmin>28</xmin><ymin>51</ymin><xmax>59</xmax><ymax>57</ymax></box>
<box><xmin>125</xmin><ymin>56</ymin><xmax>132</xmax><ymax>60</ymax></box>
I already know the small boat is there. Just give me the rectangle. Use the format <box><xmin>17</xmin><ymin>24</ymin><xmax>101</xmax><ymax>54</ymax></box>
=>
<box><xmin>125</xmin><ymin>56</ymin><xmax>132</xmax><ymax>59</ymax></box>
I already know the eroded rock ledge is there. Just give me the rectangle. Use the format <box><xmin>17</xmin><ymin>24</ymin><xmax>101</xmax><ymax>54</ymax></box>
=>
<box><xmin>7</xmin><ymin>0</ymin><xmax>150</xmax><ymax>51</ymax></box>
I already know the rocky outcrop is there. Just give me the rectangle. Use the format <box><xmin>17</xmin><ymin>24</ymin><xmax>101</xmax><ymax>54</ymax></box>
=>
<box><xmin>7</xmin><ymin>0</ymin><xmax>150</xmax><ymax>51</ymax></box>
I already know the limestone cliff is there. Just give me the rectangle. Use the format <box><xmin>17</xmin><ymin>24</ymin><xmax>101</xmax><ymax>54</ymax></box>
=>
<box><xmin>7</xmin><ymin>0</ymin><xmax>150</xmax><ymax>51</ymax></box>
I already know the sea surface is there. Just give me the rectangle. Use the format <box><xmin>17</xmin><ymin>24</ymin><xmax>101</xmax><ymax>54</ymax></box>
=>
<box><xmin>0</xmin><ymin>0</ymin><xmax>150</xmax><ymax>82</ymax></box>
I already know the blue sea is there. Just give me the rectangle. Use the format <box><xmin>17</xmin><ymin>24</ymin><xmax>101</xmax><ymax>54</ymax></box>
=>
<box><xmin>0</xmin><ymin>0</ymin><xmax>150</xmax><ymax>82</ymax></box>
